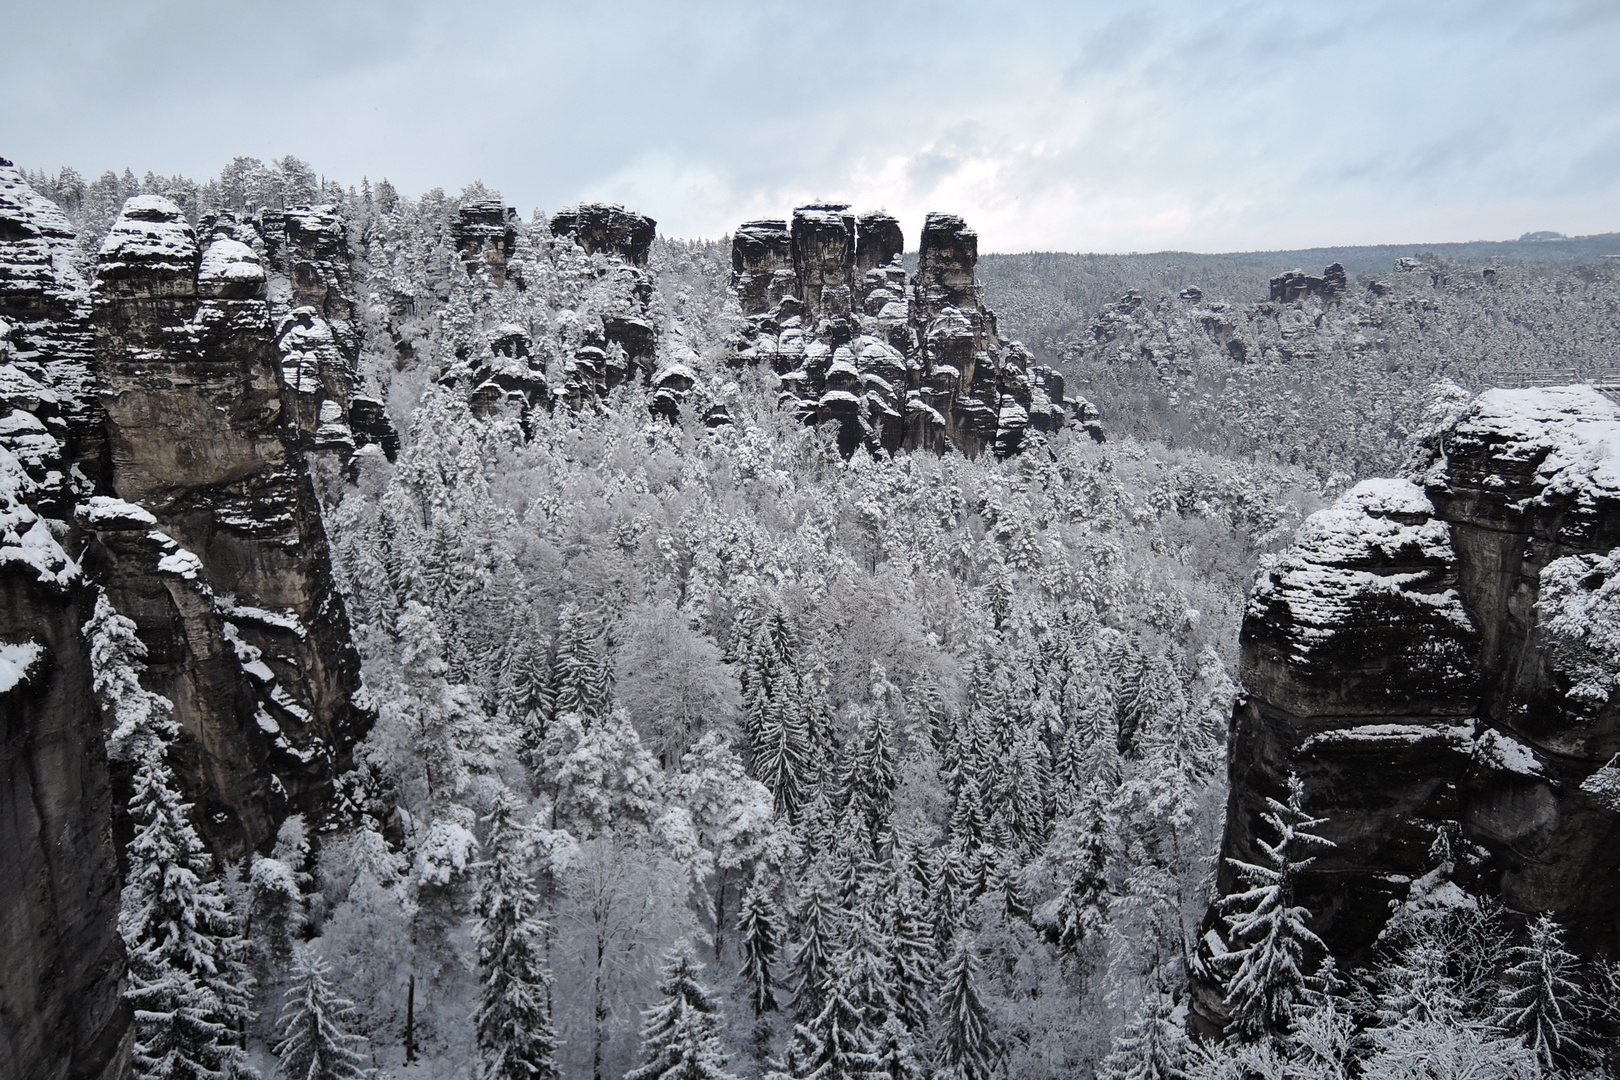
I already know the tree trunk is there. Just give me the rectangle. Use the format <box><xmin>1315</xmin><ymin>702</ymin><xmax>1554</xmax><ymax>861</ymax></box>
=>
<box><xmin>405</xmin><ymin>971</ymin><xmax>417</xmax><ymax>1063</ymax></box>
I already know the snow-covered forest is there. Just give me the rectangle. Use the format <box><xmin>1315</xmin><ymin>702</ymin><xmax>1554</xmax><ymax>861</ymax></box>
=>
<box><xmin>27</xmin><ymin>153</ymin><xmax>1620</xmax><ymax>1080</ymax></box>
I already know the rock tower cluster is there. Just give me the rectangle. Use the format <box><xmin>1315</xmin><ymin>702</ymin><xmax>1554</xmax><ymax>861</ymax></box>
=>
<box><xmin>731</xmin><ymin>206</ymin><xmax>1101</xmax><ymax>457</ymax></box>
<box><xmin>437</xmin><ymin>201</ymin><xmax>661</xmax><ymax>420</ymax></box>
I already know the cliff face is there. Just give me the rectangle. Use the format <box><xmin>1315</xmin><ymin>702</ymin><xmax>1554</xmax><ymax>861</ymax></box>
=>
<box><xmin>730</xmin><ymin>206</ymin><xmax>1102</xmax><ymax>458</ymax></box>
<box><xmin>1</xmin><ymin>160</ymin><xmax>128</xmax><ymax>1080</ymax></box>
<box><xmin>89</xmin><ymin>194</ymin><xmax>367</xmax><ymax>853</ymax></box>
<box><xmin>1193</xmin><ymin>385</ymin><xmax>1620</xmax><ymax>1030</ymax></box>
<box><xmin>1</xmin><ymin>162</ymin><xmax>368</xmax><ymax>1080</ymax></box>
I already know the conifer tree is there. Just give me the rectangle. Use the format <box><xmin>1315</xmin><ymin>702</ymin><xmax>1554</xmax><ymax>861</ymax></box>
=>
<box><xmin>1096</xmin><ymin>993</ymin><xmax>1189</xmax><ymax>1080</ymax></box>
<box><xmin>738</xmin><ymin>875</ymin><xmax>783</xmax><ymax>1017</ymax></box>
<box><xmin>795</xmin><ymin>973</ymin><xmax>881</xmax><ymax>1080</ymax></box>
<box><xmin>870</xmin><ymin>1018</ymin><xmax>929</xmax><ymax>1080</ymax></box>
<box><xmin>884</xmin><ymin>867</ymin><xmax>937</xmax><ymax>1034</ymax></box>
<box><xmin>1217</xmin><ymin>773</ymin><xmax>1334</xmax><ymax>1043</ymax></box>
<box><xmin>934</xmin><ymin>937</ymin><xmax>995</xmax><ymax>1080</ymax></box>
<box><xmin>841</xmin><ymin>706</ymin><xmax>897</xmax><ymax>852</ymax></box>
<box><xmin>1490</xmin><ymin>913</ymin><xmax>1597</xmax><ymax>1073</ymax></box>
<box><xmin>838</xmin><ymin>896</ymin><xmax>898</xmax><ymax>1031</ymax></box>
<box><xmin>1052</xmin><ymin>780</ymin><xmax>1111</xmax><ymax>956</ymax></box>
<box><xmin>120</xmin><ymin>752</ymin><xmax>257</xmax><ymax>1080</ymax></box>
<box><xmin>791</xmin><ymin>884</ymin><xmax>841</xmax><ymax>1025</ymax></box>
<box><xmin>553</xmin><ymin>603</ymin><xmax>612</xmax><ymax>722</ymax></box>
<box><xmin>626</xmin><ymin>944</ymin><xmax>736</xmax><ymax>1080</ymax></box>
<box><xmin>754</xmin><ymin>693</ymin><xmax>813</xmax><ymax>819</ymax></box>
<box><xmin>273</xmin><ymin>947</ymin><xmax>372</xmax><ymax>1080</ymax></box>
<box><xmin>474</xmin><ymin>794</ymin><xmax>560</xmax><ymax>1080</ymax></box>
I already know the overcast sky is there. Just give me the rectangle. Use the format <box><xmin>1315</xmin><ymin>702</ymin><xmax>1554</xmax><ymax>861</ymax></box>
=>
<box><xmin>4</xmin><ymin>0</ymin><xmax>1617</xmax><ymax>252</ymax></box>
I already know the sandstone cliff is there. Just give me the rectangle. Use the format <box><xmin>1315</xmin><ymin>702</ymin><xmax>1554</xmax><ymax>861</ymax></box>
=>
<box><xmin>1</xmin><ymin>162</ymin><xmax>368</xmax><ymax>1080</ymax></box>
<box><xmin>730</xmin><ymin>206</ymin><xmax>1102</xmax><ymax>457</ymax></box>
<box><xmin>1192</xmin><ymin>384</ymin><xmax>1620</xmax><ymax>1031</ymax></box>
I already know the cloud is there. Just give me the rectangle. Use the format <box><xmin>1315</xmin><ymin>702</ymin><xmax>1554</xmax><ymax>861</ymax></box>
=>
<box><xmin>3</xmin><ymin>0</ymin><xmax>1616</xmax><ymax>251</ymax></box>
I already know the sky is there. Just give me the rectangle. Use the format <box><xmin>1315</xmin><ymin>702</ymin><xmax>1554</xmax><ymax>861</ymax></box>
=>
<box><xmin>3</xmin><ymin>0</ymin><xmax>1618</xmax><ymax>253</ymax></box>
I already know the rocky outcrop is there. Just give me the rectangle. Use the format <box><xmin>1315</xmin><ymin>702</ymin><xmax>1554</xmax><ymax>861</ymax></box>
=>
<box><xmin>1192</xmin><ymin>385</ymin><xmax>1620</xmax><ymax>1031</ymax></box>
<box><xmin>253</xmin><ymin>204</ymin><xmax>396</xmax><ymax>458</ymax></box>
<box><xmin>454</xmin><ymin>199</ymin><xmax>519</xmax><ymax>285</ymax></box>
<box><xmin>440</xmin><ymin>204</ymin><xmax>661</xmax><ymax>419</ymax></box>
<box><xmin>1268</xmin><ymin>262</ymin><xmax>1347</xmax><ymax>303</ymax></box>
<box><xmin>550</xmin><ymin>202</ymin><xmax>657</xmax><ymax>267</ymax></box>
<box><xmin>2</xmin><ymin>164</ymin><xmax>376</xmax><ymax>1079</ymax></box>
<box><xmin>731</xmin><ymin>205</ymin><xmax>1102</xmax><ymax>457</ymax></box>
<box><xmin>90</xmin><ymin>194</ymin><xmax>367</xmax><ymax>854</ymax></box>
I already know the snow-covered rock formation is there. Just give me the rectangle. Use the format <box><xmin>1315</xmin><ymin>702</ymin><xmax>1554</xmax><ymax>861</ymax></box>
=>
<box><xmin>1192</xmin><ymin>384</ymin><xmax>1620</xmax><ymax>1032</ymax></box>
<box><xmin>0</xmin><ymin>162</ymin><xmax>371</xmax><ymax>1080</ymax></box>
<box><xmin>730</xmin><ymin>206</ymin><xmax>1103</xmax><ymax>457</ymax></box>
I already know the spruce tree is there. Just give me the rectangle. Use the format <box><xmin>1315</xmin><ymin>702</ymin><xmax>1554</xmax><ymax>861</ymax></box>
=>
<box><xmin>791</xmin><ymin>883</ymin><xmax>840</xmax><ymax>1025</ymax></box>
<box><xmin>795</xmin><ymin>973</ymin><xmax>881</xmax><ymax>1080</ymax></box>
<box><xmin>273</xmin><ymin>947</ymin><xmax>372</xmax><ymax>1080</ymax></box>
<box><xmin>1096</xmin><ymin>993</ymin><xmax>1189</xmax><ymax>1080</ymax></box>
<box><xmin>754</xmin><ymin>693</ymin><xmax>812</xmax><ymax>819</ymax></box>
<box><xmin>626</xmin><ymin>944</ymin><xmax>736</xmax><ymax>1080</ymax></box>
<box><xmin>1217</xmin><ymin>773</ymin><xmax>1334</xmax><ymax>1043</ymax></box>
<box><xmin>1052</xmin><ymin>780</ymin><xmax>1111</xmax><ymax>956</ymax></box>
<box><xmin>474</xmin><ymin>794</ymin><xmax>560</xmax><ymax>1080</ymax></box>
<box><xmin>121</xmin><ymin>752</ymin><xmax>256</xmax><ymax>1080</ymax></box>
<box><xmin>934</xmin><ymin>937</ymin><xmax>995</xmax><ymax>1080</ymax></box>
<box><xmin>1490</xmin><ymin>913</ymin><xmax>1597</xmax><ymax>1073</ymax></box>
<box><xmin>738</xmin><ymin>876</ymin><xmax>783</xmax><ymax>1017</ymax></box>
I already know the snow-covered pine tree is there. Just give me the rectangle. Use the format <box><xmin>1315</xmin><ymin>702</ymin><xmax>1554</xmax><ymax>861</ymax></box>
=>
<box><xmin>795</xmin><ymin>973</ymin><xmax>881</xmax><ymax>1080</ymax></box>
<box><xmin>870</xmin><ymin>1017</ymin><xmax>928</xmax><ymax>1080</ymax></box>
<box><xmin>1489</xmin><ymin>913</ymin><xmax>1597</xmax><ymax>1072</ymax></box>
<box><xmin>840</xmin><ymin>706</ymin><xmax>897</xmax><ymax>852</ymax></box>
<box><xmin>791</xmin><ymin>883</ymin><xmax>841</xmax><ymax>1025</ymax></box>
<box><xmin>884</xmin><ymin>862</ymin><xmax>937</xmax><ymax>1035</ymax></box>
<box><xmin>553</xmin><ymin>603</ymin><xmax>613</xmax><ymax>723</ymax></box>
<box><xmin>120</xmin><ymin>751</ymin><xmax>257</xmax><ymax>1080</ymax></box>
<box><xmin>474</xmin><ymin>793</ymin><xmax>560</xmax><ymax>1080</ymax></box>
<box><xmin>1051</xmin><ymin>779</ymin><xmax>1111</xmax><ymax>957</ymax></box>
<box><xmin>273</xmin><ymin>946</ymin><xmax>372</xmax><ymax>1080</ymax></box>
<box><xmin>626</xmin><ymin>943</ymin><xmax>737</xmax><ymax>1080</ymax></box>
<box><xmin>738</xmin><ymin>875</ymin><xmax>783</xmax><ymax>1016</ymax></box>
<box><xmin>837</xmin><ymin>895</ymin><xmax>898</xmax><ymax>1031</ymax></box>
<box><xmin>499</xmin><ymin>613</ymin><xmax>554</xmax><ymax>772</ymax></box>
<box><xmin>934</xmin><ymin>937</ymin><xmax>995</xmax><ymax>1080</ymax></box>
<box><xmin>754</xmin><ymin>693</ymin><xmax>813</xmax><ymax>819</ymax></box>
<box><xmin>1217</xmin><ymin>772</ymin><xmax>1334</xmax><ymax>1043</ymax></box>
<box><xmin>1096</xmin><ymin>993</ymin><xmax>1189</xmax><ymax>1080</ymax></box>
<box><xmin>84</xmin><ymin>590</ymin><xmax>176</xmax><ymax>761</ymax></box>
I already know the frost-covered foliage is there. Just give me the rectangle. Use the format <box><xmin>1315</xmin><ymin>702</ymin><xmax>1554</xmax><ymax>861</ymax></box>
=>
<box><xmin>1538</xmin><ymin>547</ymin><xmax>1620</xmax><ymax>711</ymax></box>
<box><xmin>289</xmin><ymin>313</ymin><xmax>1319</xmax><ymax>1075</ymax></box>
<box><xmin>273</xmin><ymin>947</ymin><xmax>371</xmax><ymax>1080</ymax></box>
<box><xmin>985</xmin><ymin>254</ymin><xmax>1620</xmax><ymax>480</ymax></box>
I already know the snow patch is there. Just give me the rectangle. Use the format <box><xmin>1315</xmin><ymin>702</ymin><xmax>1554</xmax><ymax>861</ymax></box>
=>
<box><xmin>78</xmin><ymin>496</ymin><xmax>157</xmax><ymax>527</ymax></box>
<box><xmin>156</xmin><ymin>548</ymin><xmax>204</xmax><ymax>579</ymax></box>
<box><xmin>0</xmin><ymin>640</ymin><xmax>46</xmax><ymax>693</ymax></box>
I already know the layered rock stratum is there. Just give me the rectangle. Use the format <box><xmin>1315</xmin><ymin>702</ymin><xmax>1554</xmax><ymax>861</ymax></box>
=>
<box><xmin>1192</xmin><ymin>384</ymin><xmax>1620</xmax><ymax>1031</ymax></box>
